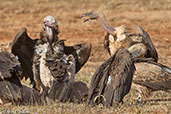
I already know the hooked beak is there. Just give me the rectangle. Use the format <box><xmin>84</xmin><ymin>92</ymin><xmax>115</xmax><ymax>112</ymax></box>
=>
<box><xmin>81</xmin><ymin>12</ymin><xmax>99</xmax><ymax>23</ymax></box>
<box><xmin>44</xmin><ymin>21</ymin><xmax>58</xmax><ymax>29</ymax></box>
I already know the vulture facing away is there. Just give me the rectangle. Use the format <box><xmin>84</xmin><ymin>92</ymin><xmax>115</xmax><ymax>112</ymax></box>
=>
<box><xmin>12</xmin><ymin>16</ymin><xmax>91</xmax><ymax>102</ymax></box>
<box><xmin>81</xmin><ymin>11</ymin><xmax>171</xmax><ymax>101</ymax></box>
<box><xmin>87</xmin><ymin>49</ymin><xmax>135</xmax><ymax>107</ymax></box>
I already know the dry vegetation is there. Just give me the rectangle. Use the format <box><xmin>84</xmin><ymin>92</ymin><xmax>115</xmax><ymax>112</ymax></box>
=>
<box><xmin>0</xmin><ymin>0</ymin><xmax>171</xmax><ymax>113</ymax></box>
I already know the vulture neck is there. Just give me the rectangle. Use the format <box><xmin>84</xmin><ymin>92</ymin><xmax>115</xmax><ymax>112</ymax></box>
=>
<box><xmin>45</xmin><ymin>26</ymin><xmax>58</xmax><ymax>43</ymax></box>
<box><xmin>42</xmin><ymin>26</ymin><xmax>58</xmax><ymax>54</ymax></box>
<box><xmin>96</xmin><ymin>14</ymin><xmax>116</xmax><ymax>35</ymax></box>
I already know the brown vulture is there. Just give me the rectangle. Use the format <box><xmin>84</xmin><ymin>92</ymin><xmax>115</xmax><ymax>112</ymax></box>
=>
<box><xmin>81</xmin><ymin>11</ymin><xmax>171</xmax><ymax>102</ymax></box>
<box><xmin>81</xmin><ymin>11</ymin><xmax>158</xmax><ymax>62</ymax></box>
<box><xmin>132</xmin><ymin>62</ymin><xmax>171</xmax><ymax>102</ymax></box>
<box><xmin>87</xmin><ymin>48</ymin><xmax>135</xmax><ymax>107</ymax></box>
<box><xmin>0</xmin><ymin>51</ymin><xmax>41</xmax><ymax>105</ymax></box>
<box><xmin>11</xmin><ymin>16</ymin><xmax>91</xmax><ymax>102</ymax></box>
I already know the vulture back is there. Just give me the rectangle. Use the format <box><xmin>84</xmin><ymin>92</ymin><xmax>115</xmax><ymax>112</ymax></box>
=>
<box><xmin>87</xmin><ymin>49</ymin><xmax>135</xmax><ymax>107</ymax></box>
<box><xmin>0</xmin><ymin>51</ymin><xmax>22</xmax><ymax>86</ymax></box>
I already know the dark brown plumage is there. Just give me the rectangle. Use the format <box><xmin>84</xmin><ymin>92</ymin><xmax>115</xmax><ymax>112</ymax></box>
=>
<box><xmin>0</xmin><ymin>51</ymin><xmax>42</xmax><ymax>105</ymax></box>
<box><xmin>87</xmin><ymin>49</ymin><xmax>135</xmax><ymax>107</ymax></box>
<box><xmin>0</xmin><ymin>51</ymin><xmax>22</xmax><ymax>85</ymax></box>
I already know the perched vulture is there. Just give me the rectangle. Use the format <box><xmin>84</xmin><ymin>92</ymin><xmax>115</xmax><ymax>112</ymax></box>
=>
<box><xmin>0</xmin><ymin>51</ymin><xmax>42</xmax><ymax>105</ymax></box>
<box><xmin>87</xmin><ymin>48</ymin><xmax>135</xmax><ymax>107</ymax></box>
<box><xmin>81</xmin><ymin>11</ymin><xmax>171</xmax><ymax>101</ymax></box>
<box><xmin>12</xmin><ymin>16</ymin><xmax>91</xmax><ymax>93</ymax></box>
<box><xmin>81</xmin><ymin>11</ymin><xmax>158</xmax><ymax>62</ymax></box>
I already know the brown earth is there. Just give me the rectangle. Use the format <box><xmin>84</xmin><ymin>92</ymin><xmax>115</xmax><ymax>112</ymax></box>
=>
<box><xmin>0</xmin><ymin>0</ymin><xmax>171</xmax><ymax>113</ymax></box>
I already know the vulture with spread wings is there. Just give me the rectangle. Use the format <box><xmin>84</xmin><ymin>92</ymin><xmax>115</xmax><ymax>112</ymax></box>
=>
<box><xmin>87</xmin><ymin>49</ymin><xmax>135</xmax><ymax>107</ymax></box>
<box><xmin>12</xmin><ymin>16</ymin><xmax>91</xmax><ymax>93</ymax></box>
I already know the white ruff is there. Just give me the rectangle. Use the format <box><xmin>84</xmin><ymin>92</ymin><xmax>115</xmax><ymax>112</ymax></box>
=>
<box><xmin>116</xmin><ymin>34</ymin><xmax>126</xmax><ymax>42</ymax></box>
<box><xmin>35</xmin><ymin>43</ymin><xmax>54</xmax><ymax>88</ymax></box>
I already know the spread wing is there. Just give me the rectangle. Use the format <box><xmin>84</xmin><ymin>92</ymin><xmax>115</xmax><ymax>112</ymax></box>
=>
<box><xmin>64</xmin><ymin>42</ymin><xmax>91</xmax><ymax>73</ymax></box>
<box><xmin>136</xmin><ymin>26</ymin><xmax>158</xmax><ymax>62</ymax></box>
<box><xmin>11</xmin><ymin>28</ymin><xmax>37</xmax><ymax>85</ymax></box>
<box><xmin>87</xmin><ymin>49</ymin><xmax>135</xmax><ymax>107</ymax></box>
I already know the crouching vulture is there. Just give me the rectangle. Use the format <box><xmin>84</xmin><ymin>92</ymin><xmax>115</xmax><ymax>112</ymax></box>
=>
<box><xmin>81</xmin><ymin>11</ymin><xmax>171</xmax><ymax>102</ymax></box>
<box><xmin>11</xmin><ymin>16</ymin><xmax>91</xmax><ymax>102</ymax></box>
<box><xmin>87</xmin><ymin>48</ymin><xmax>135</xmax><ymax>107</ymax></box>
<box><xmin>0</xmin><ymin>51</ymin><xmax>42</xmax><ymax>105</ymax></box>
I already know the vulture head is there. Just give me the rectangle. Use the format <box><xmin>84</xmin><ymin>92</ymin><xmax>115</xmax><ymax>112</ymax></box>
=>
<box><xmin>42</xmin><ymin>15</ymin><xmax>59</xmax><ymax>43</ymax></box>
<box><xmin>81</xmin><ymin>11</ymin><xmax>116</xmax><ymax>35</ymax></box>
<box><xmin>81</xmin><ymin>11</ymin><xmax>102</xmax><ymax>22</ymax></box>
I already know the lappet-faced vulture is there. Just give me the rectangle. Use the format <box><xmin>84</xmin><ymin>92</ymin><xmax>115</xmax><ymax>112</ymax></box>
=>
<box><xmin>87</xmin><ymin>48</ymin><xmax>135</xmax><ymax>107</ymax></box>
<box><xmin>12</xmin><ymin>16</ymin><xmax>91</xmax><ymax>92</ymax></box>
<box><xmin>81</xmin><ymin>11</ymin><xmax>171</xmax><ymax>102</ymax></box>
<box><xmin>0</xmin><ymin>51</ymin><xmax>41</xmax><ymax>105</ymax></box>
<box><xmin>12</xmin><ymin>16</ymin><xmax>90</xmax><ymax>102</ymax></box>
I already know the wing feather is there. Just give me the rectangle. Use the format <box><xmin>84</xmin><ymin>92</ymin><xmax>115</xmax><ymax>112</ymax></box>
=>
<box><xmin>64</xmin><ymin>42</ymin><xmax>91</xmax><ymax>73</ymax></box>
<box><xmin>88</xmin><ymin>49</ymin><xmax>135</xmax><ymax>107</ymax></box>
<box><xmin>11</xmin><ymin>28</ymin><xmax>37</xmax><ymax>85</ymax></box>
<box><xmin>136</xmin><ymin>26</ymin><xmax>158</xmax><ymax>62</ymax></box>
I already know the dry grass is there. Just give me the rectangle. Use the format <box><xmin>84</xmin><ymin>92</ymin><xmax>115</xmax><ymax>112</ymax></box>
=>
<box><xmin>0</xmin><ymin>0</ymin><xmax>171</xmax><ymax>113</ymax></box>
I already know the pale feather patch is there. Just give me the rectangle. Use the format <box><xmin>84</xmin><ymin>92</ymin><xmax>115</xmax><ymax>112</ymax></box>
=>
<box><xmin>40</xmin><ymin>52</ymin><xmax>54</xmax><ymax>88</ymax></box>
<box><xmin>35</xmin><ymin>43</ymin><xmax>48</xmax><ymax>55</ymax></box>
<box><xmin>35</xmin><ymin>43</ymin><xmax>54</xmax><ymax>88</ymax></box>
<box><xmin>107</xmin><ymin>75</ymin><xmax>112</xmax><ymax>85</ymax></box>
<box><xmin>115</xmin><ymin>25</ymin><xmax>127</xmax><ymax>42</ymax></box>
<box><xmin>109</xmin><ymin>34</ymin><xmax>114</xmax><ymax>43</ymax></box>
<box><xmin>116</xmin><ymin>34</ymin><xmax>126</xmax><ymax>42</ymax></box>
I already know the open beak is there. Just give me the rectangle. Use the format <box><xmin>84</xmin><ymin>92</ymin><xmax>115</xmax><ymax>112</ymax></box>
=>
<box><xmin>81</xmin><ymin>12</ymin><xmax>98</xmax><ymax>23</ymax></box>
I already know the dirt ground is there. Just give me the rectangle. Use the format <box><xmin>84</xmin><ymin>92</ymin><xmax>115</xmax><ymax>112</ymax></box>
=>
<box><xmin>0</xmin><ymin>0</ymin><xmax>171</xmax><ymax>113</ymax></box>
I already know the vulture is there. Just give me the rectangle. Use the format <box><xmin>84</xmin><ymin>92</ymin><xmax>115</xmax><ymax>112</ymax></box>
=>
<box><xmin>12</xmin><ymin>16</ymin><xmax>91</xmax><ymax>102</ymax></box>
<box><xmin>81</xmin><ymin>11</ymin><xmax>158</xmax><ymax>62</ymax></box>
<box><xmin>0</xmin><ymin>51</ymin><xmax>42</xmax><ymax>105</ymax></box>
<box><xmin>132</xmin><ymin>62</ymin><xmax>171</xmax><ymax>102</ymax></box>
<box><xmin>81</xmin><ymin>11</ymin><xmax>171</xmax><ymax>101</ymax></box>
<box><xmin>87</xmin><ymin>48</ymin><xmax>135</xmax><ymax>107</ymax></box>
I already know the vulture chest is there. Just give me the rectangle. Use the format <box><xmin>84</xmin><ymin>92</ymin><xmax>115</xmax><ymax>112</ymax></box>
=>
<box><xmin>35</xmin><ymin>43</ymin><xmax>54</xmax><ymax>88</ymax></box>
<box><xmin>108</xmin><ymin>34</ymin><xmax>133</xmax><ymax>55</ymax></box>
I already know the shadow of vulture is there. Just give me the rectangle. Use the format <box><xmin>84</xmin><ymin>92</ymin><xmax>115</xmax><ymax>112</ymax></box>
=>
<box><xmin>87</xmin><ymin>48</ymin><xmax>135</xmax><ymax>107</ymax></box>
<box><xmin>0</xmin><ymin>51</ymin><xmax>42</xmax><ymax>105</ymax></box>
